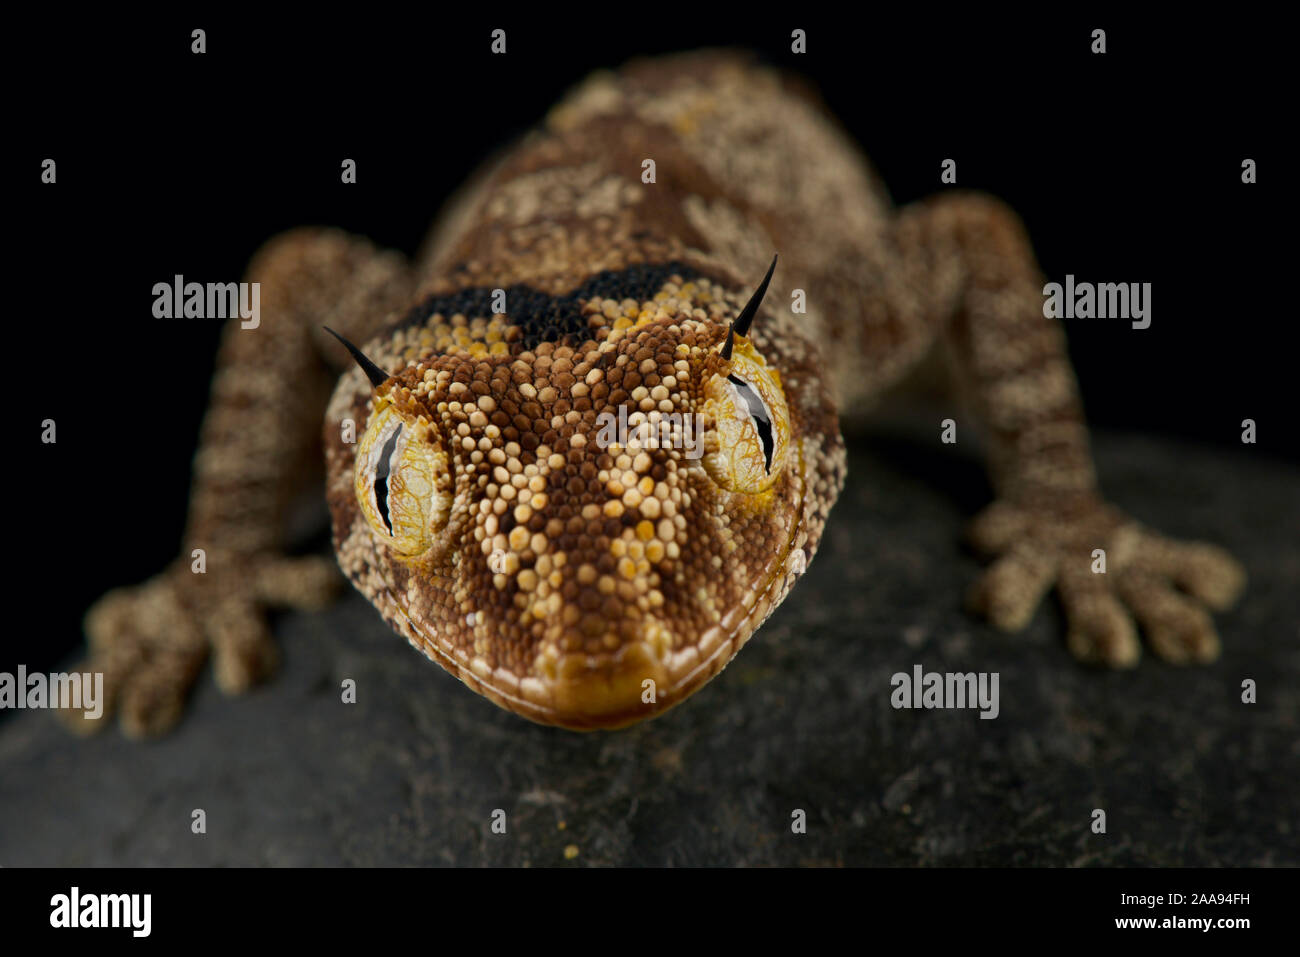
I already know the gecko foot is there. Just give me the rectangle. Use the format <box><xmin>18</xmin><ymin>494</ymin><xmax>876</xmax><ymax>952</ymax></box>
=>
<box><xmin>965</xmin><ymin>498</ymin><xmax>1246</xmax><ymax>667</ymax></box>
<box><xmin>65</xmin><ymin>553</ymin><xmax>341</xmax><ymax>738</ymax></box>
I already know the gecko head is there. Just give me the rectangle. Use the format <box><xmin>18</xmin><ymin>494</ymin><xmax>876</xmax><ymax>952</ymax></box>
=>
<box><xmin>328</xmin><ymin>257</ymin><xmax>829</xmax><ymax>730</ymax></box>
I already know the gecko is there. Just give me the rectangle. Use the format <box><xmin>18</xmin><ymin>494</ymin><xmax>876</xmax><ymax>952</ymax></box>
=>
<box><xmin>70</xmin><ymin>50</ymin><xmax>1245</xmax><ymax>736</ymax></box>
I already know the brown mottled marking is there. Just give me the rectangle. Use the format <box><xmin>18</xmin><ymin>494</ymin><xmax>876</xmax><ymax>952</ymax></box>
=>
<box><xmin>71</xmin><ymin>51</ymin><xmax>1244</xmax><ymax>737</ymax></box>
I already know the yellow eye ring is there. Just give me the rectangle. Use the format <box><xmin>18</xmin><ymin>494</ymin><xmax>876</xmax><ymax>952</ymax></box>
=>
<box><xmin>702</xmin><ymin>339</ymin><xmax>790</xmax><ymax>494</ymax></box>
<box><xmin>354</xmin><ymin>404</ymin><xmax>452</xmax><ymax>556</ymax></box>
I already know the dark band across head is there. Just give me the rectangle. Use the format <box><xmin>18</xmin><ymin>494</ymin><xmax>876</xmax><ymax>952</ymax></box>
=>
<box><xmin>324</xmin><ymin>326</ymin><xmax>391</xmax><ymax>388</ymax></box>
<box><xmin>721</xmin><ymin>254</ymin><xmax>778</xmax><ymax>361</ymax></box>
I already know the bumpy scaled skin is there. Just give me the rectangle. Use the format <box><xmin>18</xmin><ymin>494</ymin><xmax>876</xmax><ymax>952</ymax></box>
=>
<box><xmin>72</xmin><ymin>51</ymin><xmax>1245</xmax><ymax>736</ymax></box>
<box><xmin>325</xmin><ymin>264</ymin><xmax>824</xmax><ymax>728</ymax></box>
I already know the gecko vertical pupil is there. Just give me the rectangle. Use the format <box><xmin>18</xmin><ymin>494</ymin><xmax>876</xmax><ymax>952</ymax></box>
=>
<box><xmin>374</xmin><ymin>426</ymin><xmax>402</xmax><ymax>534</ymax></box>
<box><xmin>728</xmin><ymin>374</ymin><xmax>774</xmax><ymax>472</ymax></box>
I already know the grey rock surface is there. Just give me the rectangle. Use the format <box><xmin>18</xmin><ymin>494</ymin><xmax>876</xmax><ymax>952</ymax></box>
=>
<box><xmin>2</xmin><ymin>426</ymin><xmax>1296</xmax><ymax>866</ymax></box>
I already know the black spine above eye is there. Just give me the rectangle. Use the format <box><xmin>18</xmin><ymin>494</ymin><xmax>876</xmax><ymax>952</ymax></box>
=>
<box><xmin>728</xmin><ymin>374</ymin><xmax>774</xmax><ymax>473</ymax></box>
<box><xmin>375</xmin><ymin>426</ymin><xmax>402</xmax><ymax>534</ymax></box>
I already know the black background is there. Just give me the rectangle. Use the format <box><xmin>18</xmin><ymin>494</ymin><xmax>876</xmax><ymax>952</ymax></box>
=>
<box><xmin>10</xmin><ymin>11</ymin><xmax>1289</xmax><ymax>680</ymax></box>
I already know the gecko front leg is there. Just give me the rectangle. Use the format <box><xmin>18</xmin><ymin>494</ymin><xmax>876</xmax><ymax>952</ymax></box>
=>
<box><xmin>894</xmin><ymin>193</ymin><xmax>1245</xmax><ymax>666</ymax></box>
<box><xmin>67</xmin><ymin>229</ymin><xmax>414</xmax><ymax>737</ymax></box>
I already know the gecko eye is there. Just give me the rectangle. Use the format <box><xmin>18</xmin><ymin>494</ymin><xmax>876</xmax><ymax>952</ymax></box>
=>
<box><xmin>702</xmin><ymin>342</ymin><xmax>791</xmax><ymax>494</ymax></box>
<box><xmin>355</xmin><ymin>404</ymin><xmax>453</xmax><ymax>555</ymax></box>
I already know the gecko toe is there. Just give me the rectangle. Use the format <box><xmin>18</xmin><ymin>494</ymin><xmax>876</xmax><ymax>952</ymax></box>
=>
<box><xmin>1059</xmin><ymin>568</ymin><xmax>1141</xmax><ymax>668</ymax></box>
<box><xmin>209</xmin><ymin>605</ymin><xmax>279</xmax><ymax>695</ymax></box>
<box><xmin>1116</xmin><ymin>570</ymin><xmax>1221</xmax><ymax>664</ymax></box>
<box><xmin>58</xmin><ymin>655</ymin><xmax>125</xmax><ymax>736</ymax></box>
<box><xmin>966</xmin><ymin>501</ymin><xmax>1030</xmax><ymax>555</ymax></box>
<box><xmin>253</xmin><ymin>554</ymin><xmax>342</xmax><ymax>611</ymax></box>
<box><xmin>117</xmin><ymin>647</ymin><xmax>206</xmax><ymax>738</ymax></box>
<box><xmin>967</xmin><ymin>542</ymin><xmax>1057</xmax><ymax>632</ymax></box>
<box><xmin>1135</xmin><ymin>534</ymin><xmax>1246</xmax><ymax>612</ymax></box>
